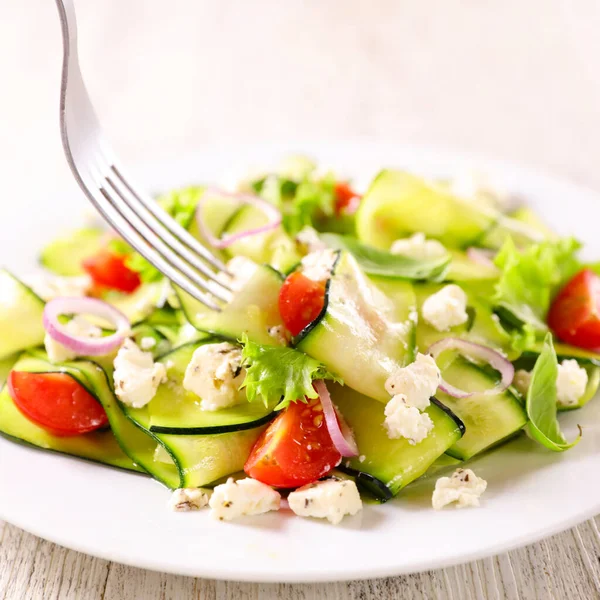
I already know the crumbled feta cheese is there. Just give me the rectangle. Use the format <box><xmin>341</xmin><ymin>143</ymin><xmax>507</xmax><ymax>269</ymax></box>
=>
<box><xmin>44</xmin><ymin>316</ymin><xmax>102</xmax><ymax>363</ymax></box>
<box><xmin>390</xmin><ymin>233</ymin><xmax>447</xmax><ymax>260</ymax></box>
<box><xmin>288</xmin><ymin>478</ymin><xmax>362</xmax><ymax>525</ymax></box>
<box><xmin>209</xmin><ymin>478</ymin><xmax>280</xmax><ymax>521</ymax></box>
<box><xmin>450</xmin><ymin>170</ymin><xmax>512</xmax><ymax>210</ymax></box>
<box><xmin>358</xmin><ymin>455</ymin><xmax>366</xmax><ymax>463</ymax></box>
<box><xmin>422</xmin><ymin>284</ymin><xmax>468</xmax><ymax>332</ymax></box>
<box><xmin>267</xmin><ymin>325</ymin><xmax>289</xmax><ymax>346</ymax></box>
<box><xmin>113</xmin><ymin>339</ymin><xmax>167</xmax><ymax>408</ymax></box>
<box><xmin>216</xmin><ymin>256</ymin><xmax>258</xmax><ymax>294</ymax></box>
<box><xmin>556</xmin><ymin>360</ymin><xmax>588</xmax><ymax>407</ymax></box>
<box><xmin>140</xmin><ymin>336</ymin><xmax>157</xmax><ymax>350</ymax></box>
<box><xmin>301</xmin><ymin>249</ymin><xmax>337</xmax><ymax>282</ymax></box>
<box><xmin>432</xmin><ymin>468</ymin><xmax>487</xmax><ymax>510</ymax></box>
<box><xmin>385</xmin><ymin>353</ymin><xmax>441</xmax><ymax>409</ymax></box>
<box><xmin>513</xmin><ymin>361</ymin><xmax>588</xmax><ymax>407</ymax></box>
<box><xmin>183</xmin><ymin>342</ymin><xmax>246</xmax><ymax>411</ymax></box>
<box><xmin>383</xmin><ymin>395</ymin><xmax>434</xmax><ymax>444</ymax></box>
<box><xmin>295</xmin><ymin>226</ymin><xmax>327</xmax><ymax>254</ymax></box>
<box><xmin>169</xmin><ymin>488</ymin><xmax>210</xmax><ymax>512</ymax></box>
<box><xmin>25</xmin><ymin>273</ymin><xmax>92</xmax><ymax>302</ymax></box>
<box><xmin>513</xmin><ymin>369</ymin><xmax>532</xmax><ymax>397</ymax></box>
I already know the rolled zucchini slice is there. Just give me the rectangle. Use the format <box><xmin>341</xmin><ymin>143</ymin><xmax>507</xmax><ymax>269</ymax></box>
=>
<box><xmin>0</xmin><ymin>353</ymin><xmax>149</xmax><ymax>475</ymax></box>
<box><xmin>295</xmin><ymin>252</ymin><xmax>417</xmax><ymax>402</ymax></box>
<box><xmin>333</xmin><ymin>383</ymin><xmax>464</xmax><ymax>500</ymax></box>
<box><xmin>436</xmin><ymin>356</ymin><xmax>528</xmax><ymax>460</ymax></box>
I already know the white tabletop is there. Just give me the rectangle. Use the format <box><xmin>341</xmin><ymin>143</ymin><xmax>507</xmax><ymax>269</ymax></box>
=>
<box><xmin>2</xmin><ymin>0</ymin><xmax>600</xmax><ymax>597</ymax></box>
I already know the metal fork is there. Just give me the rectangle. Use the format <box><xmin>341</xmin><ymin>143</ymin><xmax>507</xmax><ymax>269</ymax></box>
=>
<box><xmin>54</xmin><ymin>0</ymin><xmax>231</xmax><ymax>310</ymax></box>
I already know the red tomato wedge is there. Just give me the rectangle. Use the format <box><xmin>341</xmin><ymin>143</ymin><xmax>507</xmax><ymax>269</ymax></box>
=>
<box><xmin>244</xmin><ymin>397</ymin><xmax>341</xmax><ymax>488</ymax></box>
<box><xmin>7</xmin><ymin>371</ymin><xmax>109</xmax><ymax>436</ymax></box>
<box><xmin>278</xmin><ymin>272</ymin><xmax>326</xmax><ymax>336</ymax></box>
<box><xmin>82</xmin><ymin>249</ymin><xmax>141</xmax><ymax>293</ymax></box>
<box><xmin>548</xmin><ymin>269</ymin><xmax>600</xmax><ymax>351</ymax></box>
<box><xmin>334</xmin><ymin>181</ymin><xmax>361</xmax><ymax>215</ymax></box>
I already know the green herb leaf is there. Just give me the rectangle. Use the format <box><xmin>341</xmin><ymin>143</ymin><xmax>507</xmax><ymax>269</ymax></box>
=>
<box><xmin>320</xmin><ymin>233</ymin><xmax>451</xmax><ymax>281</ymax></box>
<box><xmin>493</xmin><ymin>236</ymin><xmax>581</xmax><ymax>331</ymax></box>
<box><xmin>240</xmin><ymin>334</ymin><xmax>342</xmax><ymax>410</ymax></box>
<box><xmin>525</xmin><ymin>333</ymin><xmax>581</xmax><ymax>451</ymax></box>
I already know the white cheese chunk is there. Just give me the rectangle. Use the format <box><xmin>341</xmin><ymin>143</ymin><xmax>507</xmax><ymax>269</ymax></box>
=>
<box><xmin>432</xmin><ymin>468</ymin><xmax>487</xmax><ymax>510</ymax></box>
<box><xmin>25</xmin><ymin>273</ymin><xmax>92</xmax><ymax>302</ymax></box>
<box><xmin>267</xmin><ymin>325</ymin><xmax>289</xmax><ymax>346</ymax></box>
<box><xmin>513</xmin><ymin>369</ymin><xmax>532</xmax><ymax>398</ymax></box>
<box><xmin>183</xmin><ymin>342</ymin><xmax>246</xmax><ymax>411</ymax></box>
<box><xmin>384</xmin><ymin>353</ymin><xmax>441</xmax><ymax>409</ymax></box>
<box><xmin>390</xmin><ymin>233</ymin><xmax>446</xmax><ymax>260</ymax></box>
<box><xmin>140</xmin><ymin>336</ymin><xmax>157</xmax><ymax>350</ymax></box>
<box><xmin>421</xmin><ymin>284</ymin><xmax>468</xmax><ymax>332</ymax></box>
<box><xmin>209</xmin><ymin>478</ymin><xmax>280</xmax><ymax>521</ymax></box>
<box><xmin>169</xmin><ymin>488</ymin><xmax>210</xmax><ymax>512</ymax></box>
<box><xmin>383</xmin><ymin>395</ymin><xmax>434</xmax><ymax>444</ymax></box>
<box><xmin>513</xmin><ymin>361</ymin><xmax>588</xmax><ymax>407</ymax></box>
<box><xmin>295</xmin><ymin>226</ymin><xmax>327</xmax><ymax>254</ymax></box>
<box><xmin>113</xmin><ymin>339</ymin><xmax>167</xmax><ymax>408</ymax></box>
<box><xmin>44</xmin><ymin>316</ymin><xmax>102</xmax><ymax>364</ymax></box>
<box><xmin>288</xmin><ymin>478</ymin><xmax>362</xmax><ymax>525</ymax></box>
<box><xmin>556</xmin><ymin>359</ymin><xmax>588</xmax><ymax>407</ymax></box>
<box><xmin>300</xmin><ymin>249</ymin><xmax>337</xmax><ymax>282</ymax></box>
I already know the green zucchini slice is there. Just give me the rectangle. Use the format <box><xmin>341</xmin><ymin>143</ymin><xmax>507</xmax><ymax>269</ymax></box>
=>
<box><xmin>175</xmin><ymin>264</ymin><xmax>285</xmax><ymax>345</ymax></box>
<box><xmin>0</xmin><ymin>271</ymin><xmax>46</xmax><ymax>360</ymax></box>
<box><xmin>333</xmin><ymin>383</ymin><xmax>464</xmax><ymax>499</ymax></box>
<box><xmin>125</xmin><ymin>341</ymin><xmax>277</xmax><ymax>435</ymax></box>
<box><xmin>295</xmin><ymin>252</ymin><xmax>417</xmax><ymax>402</ymax></box>
<box><xmin>436</xmin><ymin>357</ymin><xmax>528</xmax><ymax>460</ymax></box>
<box><xmin>0</xmin><ymin>353</ymin><xmax>149</xmax><ymax>475</ymax></box>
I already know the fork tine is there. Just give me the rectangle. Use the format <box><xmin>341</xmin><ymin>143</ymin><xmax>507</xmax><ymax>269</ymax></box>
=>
<box><xmin>99</xmin><ymin>174</ymin><xmax>232</xmax><ymax>304</ymax></box>
<box><xmin>104</xmin><ymin>167</ymin><xmax>233</xmax><ymax>292</ymax></box>
<box><xmin>95</xmin><ymin>186</ymin><xmax>224</xmax><ymax>311</ymax></box>
<box><xmin>111</xmin><ymin>164</ymin><xmax>230</xmax><ymax>274</ymax></box>
<box><xmin>64</xmin><ymin>109</ymin><xmax>232</xmax><ymax>305</ymax></box>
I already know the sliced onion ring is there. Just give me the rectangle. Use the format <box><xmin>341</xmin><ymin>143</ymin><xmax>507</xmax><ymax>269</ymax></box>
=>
<box><xmin>314</xmin><ymin>380</ymin><xmax>359</xmax><ymax>457</ymax></box>
<box><xmin>43</xmin><ymin>297</ymin><xmax>131</xmax><ymax>356</ymax></box>
<box><xmin>196</xmin><ymin>188</ymin><xmax>282</xmax><ymax>249</ymax></box>
<box><xmin>466</xmin><ymin>247</ymin><xmax>497</xmax><ymax>268</ymax></box>
<box><xmin>428</xmin><ymin>338</ymin><xmax>514</xmax><ymax>399</ymax></box>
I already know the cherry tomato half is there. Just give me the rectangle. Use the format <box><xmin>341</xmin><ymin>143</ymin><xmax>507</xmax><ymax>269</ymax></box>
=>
<box><xmin>82</xmin><ymin>249</ymin><xmax>141</xmax><ymax>293</ymax></box>
<box><xmin>548</xmin><ymin>269</ymin><xmax>600</xmax><ymax>351</ymax></box>
<box><xmin>244</xmin><ymin>397</ymin><xmax>341</xmax><ymax>488</ymax></box>
<box><xmin>278</xmin><ymin>272</ymin><xmax>326</xmax><ymax>336</ymax></box>
<box><xmin>334</xmin><ymin>182</ymin><xmax>361</xmax><ymax>216</ymax></box>
<box><xmin>8</xmin><ymin>371</ymin><xmax>109</xmax><ymax>436</ymax></box>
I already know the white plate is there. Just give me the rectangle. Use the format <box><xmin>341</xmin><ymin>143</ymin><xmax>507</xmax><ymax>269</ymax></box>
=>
<box><xmin>2</xmin><ymin>142</ymin><xmax>600</xmax><ymax>583</ymax></box>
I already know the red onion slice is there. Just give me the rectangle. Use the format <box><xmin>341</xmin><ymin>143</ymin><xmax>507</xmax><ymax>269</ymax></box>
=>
<box><xmin>314</xmin><ymin>380</ymin><xmax>359</xmax><ymax>457</ymax></box>
<box><xmin>466</xmin><ymin>247</ymin><xmax>497</xmax><ymax>268</ymax></box>
<box><xmin>43</xmin><ymin>297</ymin><xmax>131</xmax><ymax>356</ymax></box>
<box><xmin>196</xmin><ymin>188</ymin><xmax>282</xmax><ymax>249</ymax></box>
<box><xmin>428</xmin><ymin>338</ymin><xmax>514</xmax><ymax>398</ymax></box>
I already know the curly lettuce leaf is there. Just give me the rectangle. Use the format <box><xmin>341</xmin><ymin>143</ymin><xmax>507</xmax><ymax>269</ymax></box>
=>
<box><xmin>493</xmin><ymin>236</ymin><xmax>581</xmax><ymax>331</ymax></box>
<box><xmin>526</xmin><ymin>333</ymin><xmax>581</xmax><ymax>451</ymax></box>
<box><xmin>240</xmin><ymin>334</ymin><xmax>342</xmax><ymax>410</ymax></box>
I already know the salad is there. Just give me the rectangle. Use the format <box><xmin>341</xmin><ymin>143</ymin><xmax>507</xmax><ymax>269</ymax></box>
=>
<box><xmin>1</xmin><ymin>156</ymin><xmax>599</xmax><ymax>525</ymax></box>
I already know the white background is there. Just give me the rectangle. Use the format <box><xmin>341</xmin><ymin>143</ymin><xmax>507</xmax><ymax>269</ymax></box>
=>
<box><xmin>2</xmin><ymin>0</ymin><xmax>600</xmax><ymax>201</ymax></box>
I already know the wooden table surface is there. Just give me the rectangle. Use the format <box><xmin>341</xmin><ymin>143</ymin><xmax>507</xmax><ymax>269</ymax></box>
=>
<box><xmin>3</xmin><ymin>0</ymin><xmax>600</xmax><ymax>598</ymax></box>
